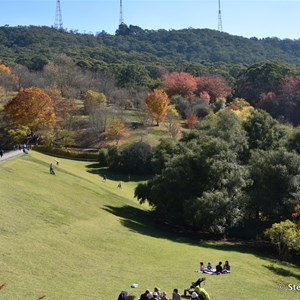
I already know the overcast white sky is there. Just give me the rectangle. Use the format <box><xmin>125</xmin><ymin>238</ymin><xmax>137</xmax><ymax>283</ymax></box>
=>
<box><xmin>0</xmin><ymin>0</ymin><xmax>299</xmax><ymax>39</ymax></box>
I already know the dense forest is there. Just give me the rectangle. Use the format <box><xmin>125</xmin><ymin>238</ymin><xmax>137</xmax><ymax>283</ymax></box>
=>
<box><xmin>1</xmin><ymin>24</ymin><xmax>300</xmax><ymax>83</ymax></box>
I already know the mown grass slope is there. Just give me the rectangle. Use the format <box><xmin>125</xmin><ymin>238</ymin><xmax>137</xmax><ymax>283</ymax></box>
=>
<box><xmin>0</xmin><ymin>151</ymin><xmax>299</xmax><ymax>299</ymax></box>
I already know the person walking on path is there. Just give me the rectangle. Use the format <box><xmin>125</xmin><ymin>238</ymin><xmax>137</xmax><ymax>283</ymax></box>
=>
<box><xmin>0</xmin><ymin>149</ymin><xmax>3</xmax><ymax>158</ymax></box>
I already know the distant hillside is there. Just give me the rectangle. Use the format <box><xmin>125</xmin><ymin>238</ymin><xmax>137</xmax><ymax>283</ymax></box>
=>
<box><xmin>1</xmin><ymin>25</ymin><xmax>300</xmax><ymax>78</ymax></box>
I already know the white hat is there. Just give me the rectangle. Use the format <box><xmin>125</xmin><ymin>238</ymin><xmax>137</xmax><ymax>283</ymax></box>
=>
<box><xmin>191</xmin><ymin>292</ymin><xmax>198</xmax><ymax>298</ymax></box>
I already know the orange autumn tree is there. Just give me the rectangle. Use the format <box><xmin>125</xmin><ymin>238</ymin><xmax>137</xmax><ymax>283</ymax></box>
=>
<box><xmin>145</xmin><ymin>89</ymin><xmax>170</xmax><ymax>126</ymax></box>
<box><xmin>0</xmin><ymin>64</ymin><xmax>10</xmax><ymax>74</ymax></box>
<box><xmin>0</xmin><ymin>63</ymin><xmax>18</xmax><ymax>91</ymax></box>
<box><xmin>4</xmin><ymin>87</ymin><xmax>56</xmax><ymax>138</ymax></box>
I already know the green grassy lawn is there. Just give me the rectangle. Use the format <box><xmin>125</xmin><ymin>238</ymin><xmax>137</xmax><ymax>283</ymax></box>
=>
<box><xmin>0</xmin><ymin>151</ymin><xmax>300</xmax><ymax>299</ymax></box>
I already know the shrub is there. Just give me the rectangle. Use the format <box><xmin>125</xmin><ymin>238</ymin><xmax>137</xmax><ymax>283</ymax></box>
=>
<box><xmin>33</xmin><ymin>145</ymin><xmax>98</xmax><ymax>161</ymax></box>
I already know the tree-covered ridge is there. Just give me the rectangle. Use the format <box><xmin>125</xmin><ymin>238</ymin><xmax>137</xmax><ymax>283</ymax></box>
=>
<box><xmin>1</xmin><ymin>25</ymin><xmax>300</xmax><ymax>75</ymax></box>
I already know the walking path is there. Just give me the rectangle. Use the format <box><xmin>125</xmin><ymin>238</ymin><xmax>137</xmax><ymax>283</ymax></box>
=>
<box><xmin>0</xmin><ymin>149</ymin><xmax>25</xmax><ymax>162</ymax></box>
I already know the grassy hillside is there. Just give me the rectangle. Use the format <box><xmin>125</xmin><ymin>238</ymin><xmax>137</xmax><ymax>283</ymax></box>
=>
<box><xmin>0</xmin><ymin>152</ymin><xmax>299</xmax><ymax>299</ymax></box>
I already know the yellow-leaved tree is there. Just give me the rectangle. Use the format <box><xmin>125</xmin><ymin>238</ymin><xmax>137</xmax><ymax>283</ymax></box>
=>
<box><xmin>145</xmin><ymin>89</ymin><xmax>169</xmax><ymax>126</ymax></box>
<box><xmin>105</xmin><ymin>119</ymin><xmax>129</xmax><ymax>145</ymax></box>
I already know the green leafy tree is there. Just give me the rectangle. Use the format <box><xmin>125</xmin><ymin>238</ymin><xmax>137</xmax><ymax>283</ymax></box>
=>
<box><xmin>265</xmin><ymin>220</ymin><xmax>300</xmax><ymax>261</ymax></box>
<box><xmin>248</xmin><ymin>149</ymin><xmax>300</xmax><ymax>224</ymax></box>
<box><xmin>135</xmin><ymin>136</ymin><xmax>249</xmax><ymax>233</ymax></box>
<box><xmin>122</xmin><ymin>142</ymin><xmax>153</xmax><ymax>175</ymax></box>
<box><xmin>243</xmin><ymin>110</ymin><xmax>286</xmax><ymax>153</ymax></box>
<box><xmin>116</xmin><ymin>64</ymin><xmax>150</xmax><ymax>89</ymax></box>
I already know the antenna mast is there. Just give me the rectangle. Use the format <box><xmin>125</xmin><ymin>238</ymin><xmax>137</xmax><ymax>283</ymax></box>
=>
<box><xmin>119</xmin><ymin>0</ymin><xmax>124</xmax><ymax>24</ymax></box>
<box><xmin>55</xmin><ymin>0</ymin><xmax>63</xmax><ymax>29</ymax></box>
<box><xmin>218</xmin><ymin>0</ymin><xmax>223</xmax><ymax>31</ymax></box>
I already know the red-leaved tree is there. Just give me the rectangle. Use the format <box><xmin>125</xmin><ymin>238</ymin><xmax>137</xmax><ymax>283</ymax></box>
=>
<box><xmin>162</xmin><ymin>72</ymin><xmax>197</xmax><ymax>99</ymax></box>
<box><xmin>196</xmin><ymin>75</ymin><xmax>231</xmax><ymax>103</ymax></box>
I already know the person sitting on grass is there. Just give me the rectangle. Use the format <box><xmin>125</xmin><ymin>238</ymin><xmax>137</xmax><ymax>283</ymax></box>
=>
<box><xmin>154</xmin><ymin>287</ymin><xmax>160</xmax><ymax>297</ymax></box>
<box><xmin>160</xmin><ymin>292</ymin><xmax>167</xmax><ymax>300</ymax></box>
<box><xmin>140</xmin><ymin>289</ymin><xmax>150</xmax><ymax>300</ymax></box>
<box><xmin>195</xmin><ymin>262</ymin><xmax>205</xmax><ymax>273</ymax></box>
<box><xmin>172</xmin><ymin>288</ymin><xmax>181</xmax><ymax>300</ymax></box>
<box><xmin>117</xmin><ymin>291</ymin><xmax>128</xmax><ymax>300</ymax></box>
<box><xmin>215</xmin><ymin>261</ymin><xmax>223</xmax><ymax>274</ymax></box>
<box><xmin>204</xmin><ymin>262</ymin><xmax>213</xmax><ymax>273</ymax></box>
<box><xmin>222</xmin><ymin>260</ymin><xmax>231</xmax><ymax>273</ymax></box>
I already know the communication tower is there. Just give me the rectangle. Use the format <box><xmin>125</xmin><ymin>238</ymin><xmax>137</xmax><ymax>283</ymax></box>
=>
<box><xmin>55</xmin><ymin>0</ymin><xmax>63</xmax><ymax>29</ymax></box>
<box><xmin>218</xmin><ymin>0</ymin><xmax>223</xmax><ymax>32</ymax></box>
<box><xmin>119</xmin><ymin>0</ymin><xmax>124</xmax><ymax>24</ymax></box>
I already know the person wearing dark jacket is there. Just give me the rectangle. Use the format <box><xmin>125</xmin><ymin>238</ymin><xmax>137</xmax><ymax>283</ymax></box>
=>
<box><xmin>215</xmin><ymin>261</ymin><xmax>223</xmax><ymax>273</ymax></box>
<box><xmin>140</xmin><ymin>289</ymin><xmax>150</xmax><ymax>300</ymax></box>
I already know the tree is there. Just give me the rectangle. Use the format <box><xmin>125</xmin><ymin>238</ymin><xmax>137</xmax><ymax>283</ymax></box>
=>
<box><xmin>248</xmin><ymin>149</ymin><xmax>300</xmax><ymax>224</ymax></box>
<box><xmin>151</xmin><ymin>138</ymin><xmax>181</xmax><ymax>174</ymax></box>
<box><xmin>122</xmin><ymin>142</ymin><xmax>153</xmax><ymax>175</ymax></box>
<box><xmin>162</xmin><ymin>72</ymin><xmax>197</xmax><ymax>98</ymax></box>
<box><xmin>145</xmin><ymin>89</ymin><xmax>170</xmax><ymax>126</ymax></box>
<box><xmin>105</xmin><ymin>119</ymin><xmax>128</xmax><ymax>145</ymax></box>
<box><xmin>275</xmin><ymin>76</ymin><xmax>300</xmax><ymax>125</ymax></box>
<box><xmin>116</xmin><ymin>64</ymin><xmax>150</xmax><ymax>89</ymax></box>
<box><xmin>135</xmin><ymin>136</ymin><xmax>249</xmax><ymax>233</ymax></box>
<box><xmin>228</xmin><ymin>98</ymin><xmax>254</xmax><ymax>121</ymax></box>
<box><xmin>185</xmin><ymin>113</ymin><xmax>198</xmax><ymax>129</ymax></box>
<box><xmin>47</xmin><ymin>89</ymin><xmax>78</xmax><ymax>129</ymax></box>
<box><xmin>243</xmin><ymin>110</ymin><xmax>285</xmax><ymax>152</ymax></box>
<box><xmin>292</xmin><ymin>204</ymin><xmax>300</xmax><ymax>233</ymax></box>
<box><xmin>83</xmin><ymin>90</ymin><xmax>107</xmax><ymax>113</ymax></box>
<box><xmin>265</xmin><ymin>220</ymin><xmax>300</xmax><ymax>261</ymax></box>
<box><xmin>0</xmin><ymin>63</ymin><xmax>17</xmax><ymax>91</ymax></box>
<box><xmin>234</xmin><ymin>61</ymin><xmax>297</xmax><ymax>107</ymax></box>
<box><xmin>165</xmin><ymin>105</ymin><xmax>181</xmax><ymax>139</ymax></box>
<box><xmin>195</xmin><ymin>75</ymin><xmax>231</xmax><ymax>103</ymax></box>
<box><xmin>81</xmin><ymin>90</ymin><xmax>108</xmax><ymax>142</ymax></box>
<box><xmin>4</xmin><ymin>87</ymin><xmax>56</xmax><ymax>138</ymax></box>
<box><xmin>7</xmin><ymin>126</ymin><xmax>31</xmax><ymax>144</ymax></box>
<box><xmin>42</xmin><ymin>54</ymin><xmax>87</xmax><ymax>98</ymax></box>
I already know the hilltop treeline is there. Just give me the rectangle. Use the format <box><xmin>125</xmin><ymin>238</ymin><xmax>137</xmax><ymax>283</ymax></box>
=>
<box><xmin>1</xmin><ymin>25</ymin><xmax>300</xmax><ymax>83</ymax></box>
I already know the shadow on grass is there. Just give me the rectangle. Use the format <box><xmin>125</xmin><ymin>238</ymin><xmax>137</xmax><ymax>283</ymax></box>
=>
<box><xmin>263</xmin><ymin>264</ymin><xmax>300</xmax><ymax>281</ymax></box>
<box><xmin>85</xmin><ymin>163</ymin><xmax>150</xmax><ymax>182</ymax></box>
<box><xmin>102</xmin><ymin>205</ymin><xmax>175</xmax><ymax>240</ymax></box>
<box><xmin>102</xmin><ymin>204</ymin><xmax>285</xmax><ymax>263</ymax></box>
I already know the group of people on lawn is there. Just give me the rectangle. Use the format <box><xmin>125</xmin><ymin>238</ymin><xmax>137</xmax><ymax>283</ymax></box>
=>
<box><xmin>196</xmin><ymin>260</ymin><xmax>230</xmax><ymax>274</ymax></box>
<box><xmin>117</xmin><ymin>261</ymin><xmax>231</xmax><ymax>300</ymax></box>
<box><xmin>118</xmin><ymin>285</ymin><xmax>210</xmax><ymax>300</ymax></box>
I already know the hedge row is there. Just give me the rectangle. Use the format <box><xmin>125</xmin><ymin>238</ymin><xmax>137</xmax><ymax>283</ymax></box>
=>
<box><xmin>33</xmin><ymin>145</ymin><xmax>99</xmax><ymax>161</ymax></box>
